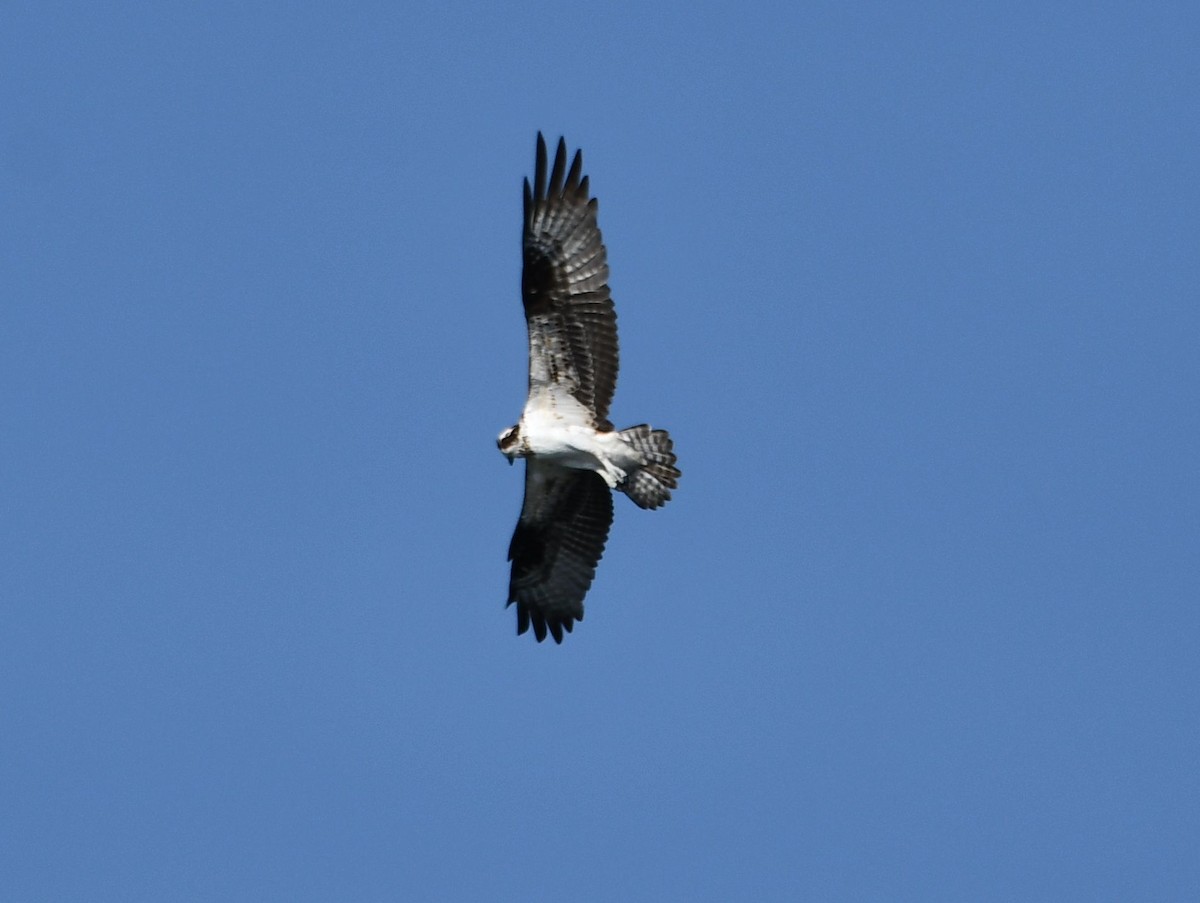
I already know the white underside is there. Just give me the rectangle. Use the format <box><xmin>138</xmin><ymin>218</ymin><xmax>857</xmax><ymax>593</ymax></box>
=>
<box><xmin>520</xmin><ymin>392</ymin><xmax>639</xmax><ymax>488</ymax></box>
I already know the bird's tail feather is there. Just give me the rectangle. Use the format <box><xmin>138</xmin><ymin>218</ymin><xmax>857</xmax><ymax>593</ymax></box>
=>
<box><xmin>618</xmin><ymin>425</ymin><xmax>680</xmax><ymax>510</ymax></box>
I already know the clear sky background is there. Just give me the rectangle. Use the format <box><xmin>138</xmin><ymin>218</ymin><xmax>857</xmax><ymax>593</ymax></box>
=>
<box><xmin>3</xmin><ymin>2</ymin><xmax>1197</xmax><ymax>900</ymax></box>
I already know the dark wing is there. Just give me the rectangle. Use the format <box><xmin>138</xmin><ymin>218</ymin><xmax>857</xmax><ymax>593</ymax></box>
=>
<box><xmin>522</xmin><ymin>133</ymin><xmax>619</xmax><ymax>428</ymax></box>
<box><xmin>507</xmin><ymin>460</ymin><xmax>614</xmax><ymax>644</ymax></box>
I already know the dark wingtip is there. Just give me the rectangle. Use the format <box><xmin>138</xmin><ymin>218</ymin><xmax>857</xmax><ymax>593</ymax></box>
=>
<box><xmin>531</xmin><ymin>134</ymin><xmax>590</xmax><ymax>205</ymax></box>
<box><xmin>566</xmin><ymin>149</ymin><xmax>583</xmax><ymax>198</ymax></box>
<box><xmin>548</xmin><ymin>136</ymin><xmax>568</xmax><ymax>198</ymax></box>
<box><xmin>534</xmin><ymin>617</ymin><xmax>548</xmax><ymax>642</ymax></box>
<box><xmin>513</xmin><ymin>603</ymin><xmax>576</xmax><ymax>645</ymax></box>
<box><xmin>534</xmin><ymin>133</ymin><xmax>548</xmax><ymax>202</ymax></box>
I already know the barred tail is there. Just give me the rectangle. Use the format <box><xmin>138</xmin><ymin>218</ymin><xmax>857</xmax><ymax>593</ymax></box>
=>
<box><xmin>618</xmin><ymin>425</ymin><xmax>680</xmax><ymax>510</ymax></box>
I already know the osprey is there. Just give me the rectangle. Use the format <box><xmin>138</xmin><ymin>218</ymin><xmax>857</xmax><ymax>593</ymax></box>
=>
<box><xmin>498</xmin><ymin>133</ymin><xmax>680</xmax><ymax>643</ymax></box>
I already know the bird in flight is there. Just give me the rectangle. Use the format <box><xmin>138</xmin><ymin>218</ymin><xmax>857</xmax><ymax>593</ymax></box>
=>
<box><xmin>497</xmin><ymin>133</ymin><xmax>680</xmax><ymax>643</ymax></box>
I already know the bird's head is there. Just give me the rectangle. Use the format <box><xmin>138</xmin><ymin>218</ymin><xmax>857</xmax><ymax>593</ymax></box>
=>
<box><xmin>497</xmin><ymin>425</ymin><xmax>522</xmax><ymax>464</ymax></box>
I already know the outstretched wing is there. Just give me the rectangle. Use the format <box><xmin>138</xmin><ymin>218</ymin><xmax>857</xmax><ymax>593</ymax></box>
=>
<box><xmin>507</xmin><ymin>460</ymin><xmax>614</xmax><ymax>643</ymax></box>
<box><xmin>522</xmin><ymin>133</ymin><xmax>619</xmax><ymax>428</ymax></box>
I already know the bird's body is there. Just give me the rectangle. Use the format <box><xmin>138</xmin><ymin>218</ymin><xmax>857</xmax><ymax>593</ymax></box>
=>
<box><xmin>503</xmin><ymin>400</ymin><xmax>643</xmax><ymax>487</ymax></box>
<box><xmin>498</xmin><ymin>133</ymin><xmax>680</xmax><ymax>643</ymax></box>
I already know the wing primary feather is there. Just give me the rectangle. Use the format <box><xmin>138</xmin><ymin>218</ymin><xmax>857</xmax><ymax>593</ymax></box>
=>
<box><xmin>549</xmin><ymin>137</ymin><xmax>568</xmax><ymax>197</ymax></box>
<box><xmin>566</xmin><ymin>149</ymin><xmax>583</xmax><ymax>197</ymax></box>
<box><xmin>534</xmin><ymin>132</ymin><xmax>548</xmax><ymax>202</ymax></box>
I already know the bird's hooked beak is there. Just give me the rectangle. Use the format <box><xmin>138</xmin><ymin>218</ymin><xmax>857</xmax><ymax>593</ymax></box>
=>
<box><xmin>499</xmin><ymin>428</ymin><xmax>519</xmax><ymax>464</ymax></box>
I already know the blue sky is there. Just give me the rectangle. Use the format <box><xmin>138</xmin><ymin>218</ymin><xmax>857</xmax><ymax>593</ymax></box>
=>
<box><xmin>3</xmin><ymin>2</ymin><xmax>1197</xmax><ymax>900</ymax></box>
